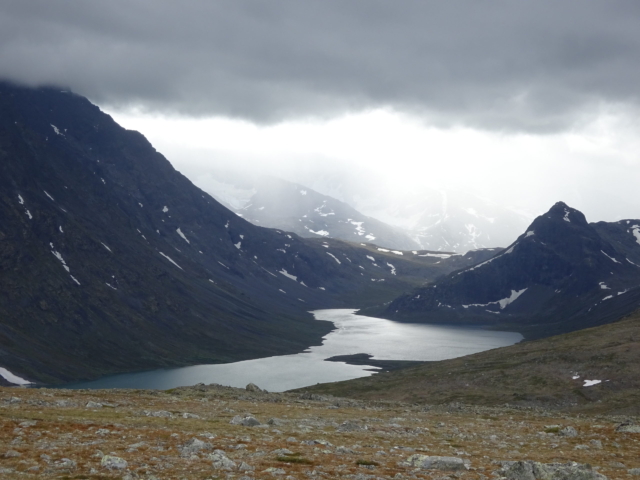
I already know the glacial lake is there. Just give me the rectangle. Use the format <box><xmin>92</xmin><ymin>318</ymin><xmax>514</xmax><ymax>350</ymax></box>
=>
<box><xmin>65</xmin><ymin>309</ymin><xmax>522</xmax><ymax>392</ymax></box>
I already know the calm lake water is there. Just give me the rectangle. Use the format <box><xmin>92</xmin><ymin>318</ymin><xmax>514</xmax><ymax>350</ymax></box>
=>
<box><xmin>65</xmin><ymin>309</ymin><xmax>522</xmax><ymax>392</ymax></box>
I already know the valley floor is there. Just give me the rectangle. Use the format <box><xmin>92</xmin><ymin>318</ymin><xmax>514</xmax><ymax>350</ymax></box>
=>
<box><xmin>0</xmin><ymin>384</ymin><xmax>638</xmax><ymax>479</ymax></box>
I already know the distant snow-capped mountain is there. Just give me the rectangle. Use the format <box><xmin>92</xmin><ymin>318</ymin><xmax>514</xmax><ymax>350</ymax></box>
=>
<box><xmin>352</xmin><ymin>188</ymin><xmax>533</xmax><ymax>252</ymax></box>
<box><xmin>198</xmin><ymin>172</ymin><xmax>422</xmax><ymax>251</ymax></box>
<box><xmin>243</xmin><ymin>165</ymin><xmax>534</xmax><ymax>253</ymax></box>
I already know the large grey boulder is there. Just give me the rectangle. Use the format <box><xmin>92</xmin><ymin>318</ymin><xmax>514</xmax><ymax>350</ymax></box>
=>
<box><xmin>496</xmin><ymin>461</ymin><xmax>607</xmax><ymax>480</ymax></box>
<box><xmin>406</xmin><ymin>455</ymin><xmax>468</xmax><ymax>471</ymax></box>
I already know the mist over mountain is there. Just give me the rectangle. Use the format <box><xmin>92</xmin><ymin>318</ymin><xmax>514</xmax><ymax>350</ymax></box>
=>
<box><xmin>193</xmin><ymin>166</ymin><xmax>532</xmax><ymax>253</ymax></box>
<box><xmin>197</xmin><ymin>171</ymin><xmax>421</xmax><ymax>251</ymax></box>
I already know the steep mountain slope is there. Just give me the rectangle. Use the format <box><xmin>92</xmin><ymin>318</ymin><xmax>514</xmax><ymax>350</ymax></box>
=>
<box><xmin>383</xmin><ymin>202</ymin><xmax>640</xmax><ymax>338</ymax></box>
<box><xmin>0</xmin><ymin>82</ymin><xmax>489</xmax><ymax>384</ymax></box>
<box><xmin>198</xmin><ymin>171</ymin><xmax>421</xmax><ymax>251</ymax></box>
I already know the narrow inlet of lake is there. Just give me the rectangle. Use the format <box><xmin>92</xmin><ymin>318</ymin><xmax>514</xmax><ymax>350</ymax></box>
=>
<box><xmin>64</xmin><ymin>309</ymin><xmax>522</xmax><ymax>391</ymax></box>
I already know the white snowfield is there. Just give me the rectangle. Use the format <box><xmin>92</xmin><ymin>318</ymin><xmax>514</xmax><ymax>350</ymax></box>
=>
<box><xmin>159</xmin><ymin>252</ymin><xmax>183</xmax><ymax>270</ymax></box>
<box><xmin>563</xmin><ymin>208</ymin><xmax>571</xmax><ymax>222</ymax></box>
<box><xmin>308</xmin><ymin>229</ymin><xmax>329</xmax><ymax>236</ymax></box>
<box><xmin>326</xmin><ymin>252</ymin><xmax>341</xmax><ymax>264</ymax></box>
<box><xmin>176</xmin><ymin>228</ymin><xmax>190</xmax><ymax>244</ymax></box>
<box><xmin>583</xmin><ymin>379</ymin><xmax>602</xmax><ymax>387</ymax></box>
<box><xmin>0</xmin><ymin>367</ymin><xmax>31</xmax><ymax>385</ymax></box>
<box><xmin>462</xmin><ymin>288</ymin><xmax>527</xmax><ymax>311</ymax></box>
<box><xmin>631</xmin><ymin>225</ymin><xmax>640</xmax><ymax>245</ymax></box>
<box><xmin>278</xmin><ymin>269</ymin><xmax>298</xmax><ymax>281</ymax></box>
<box><xmin>377</xmin><ymin>248</ymin><xmax>403</xmax><ymax>255</ymax></box>
<box><xmin>601</xmin><ymin>250</ymin><xmax>620</xmax><ymax>264</ymax></box>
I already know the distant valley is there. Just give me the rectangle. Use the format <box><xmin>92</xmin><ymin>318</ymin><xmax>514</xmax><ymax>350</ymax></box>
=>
<box><xmin>1</xmin><ymin>81</ymin><xmax>639</xmax><ymax>393</ymax></box>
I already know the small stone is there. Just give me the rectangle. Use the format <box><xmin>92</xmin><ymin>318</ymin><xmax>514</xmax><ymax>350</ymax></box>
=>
<box><xmin>182</xmin><ymin>412</ymin><xmax>200</xmax><ymax>419</ymax></box>
<box><xmin>209</xmin><ymin>450</ymin><xmax>237</xmax><ymax>471</ymax></box>
<box><xmin>336</xmin><ymin>446</ymin><xmax>355</xmax><ymax>454</ymax></box>
<box><xmin>85</xmin><ymin>401</ymin><xmax>103</xmax><ymax>408</ymax></box>
<box><xmin>590</xmin><ymin>439</ymin><xmax>603</xmax><ymax>449</ymax></box>
<box><xmin>180</xmin><ymin>437</ymin><xmax>213</xmax><ymax>456</ymax></box>
<box><xmin>272</xmin><ymin>448</ymin><xmax>294</xmax><ymax>456</ymax></box>
<box><xmin>616</xmin><ymin>423</ymin><xmax>640</xmax><ymax>433</ymax></box>
<box><xmin>100</xmin><ymin>455</ymin><xmax>127</xmax><ymax>470</ymax></box>
<box><xmin>239</xmin><ymin>461</ymin><xmax>255</xmax><ymax>471</ymax></box>
<box><xmin>4</xmin><ymin>450</ymin><xmax>21</xmax><ymax>458</ymax></box>
<box><xmin>264</xmin><ymin>467</ymin><xmax>286</xmax><ymax>475</ymax></box>
<box><xmin>246</xmin><ymin>383</ymin><xmax>263</xmax><ymax>392</ymax></box>
<box><xmin>54</xmin><ymin>458</ymin><xmax>77</xmax><ymax>470</ymax></box>
<box><xmin>407</xmin><ymin>455</ymin><xmax>468</xmax><ymax>471</ymax></box>
<box><xmin>629</xmin><ymin>468</ymin><xmax>640</xmax><ymax>476</ymax></box>
<box><xmin>559</xmin><ymin>426</ymin><xmax>578</xmax><ymax>437</ymax></box>
<box><xmin>230</xmin><ymin>415</ymin><xmax>262</xmax><ymax>426</ymax></box>
<box><xmin>146</xmin><ymin>410</ymin><xmax>172</xmax><ymax>418</ymax></box>
<box><xmin>337</xmin><ymin>420</ymin><xmax>365</xmax><ymax>432</ymax></box>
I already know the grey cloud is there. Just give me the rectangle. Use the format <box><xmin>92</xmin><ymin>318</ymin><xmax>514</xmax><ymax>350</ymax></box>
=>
<box><xmin>2</xmin><ymin>0</ymin><xmax>640</xmax><ymax>131</ymax></box>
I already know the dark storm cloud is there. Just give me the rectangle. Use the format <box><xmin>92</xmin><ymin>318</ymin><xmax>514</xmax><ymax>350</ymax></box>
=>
<box><xmin>2</xmin><ymin>0</ymin><xmax>640</xmax><ymax>131</ymax></box>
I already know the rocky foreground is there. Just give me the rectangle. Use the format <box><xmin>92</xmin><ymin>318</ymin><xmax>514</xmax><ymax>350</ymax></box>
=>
<box><xmin>0</xmin><ymin>384</ymin><xmax>638</xmax><ymax>479</ymax></box>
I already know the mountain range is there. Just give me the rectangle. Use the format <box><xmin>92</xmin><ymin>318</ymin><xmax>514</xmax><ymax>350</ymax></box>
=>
<box><xmin>1</xmin><ymin>81</ymin><xmax>639</xmax><ymax>387</ymax></box>
<box><xmin>381</xmin><ymin>201</ymin><xmax>640</xmax><ymax>338</ymax></box>
<box><xmin>0</xmin><ymin>82</ymin><xmax>493</xmax><ymax>384</ymax></box>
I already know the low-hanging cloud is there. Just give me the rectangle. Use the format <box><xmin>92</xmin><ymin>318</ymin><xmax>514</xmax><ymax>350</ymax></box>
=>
<box><xmin>2</xmin><ymin>1</ymin><xmax>640</xmax><ymax>132</ymax></box>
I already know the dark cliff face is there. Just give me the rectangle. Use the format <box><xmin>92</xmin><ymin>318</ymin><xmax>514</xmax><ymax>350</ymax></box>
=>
<box><xmin>0</xmin><ymin>82</ymin><xmax>493</xmax><ymax>384</ymax></box>
<box><xmin>386</xmin><ymin>202</ymin><xmax>640</xmax><ymax>338</ymax></box>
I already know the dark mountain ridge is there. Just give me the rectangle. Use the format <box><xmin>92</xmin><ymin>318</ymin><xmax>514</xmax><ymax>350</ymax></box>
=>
<box><xmin>0</xmin><ymin>81</ymin><xmax>490</xmax><ymax>384</ymax></box>
<box><xmin>383</xmin><ymin>202</ymin><xmax>640</xmax><ymax>338</ymax></box>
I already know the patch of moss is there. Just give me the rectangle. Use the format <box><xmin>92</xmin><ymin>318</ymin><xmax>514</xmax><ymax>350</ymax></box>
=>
<box><xmin>276</xmin><ymin>455</ymin><xmax>313</xmax><ymax>464</ymax></box>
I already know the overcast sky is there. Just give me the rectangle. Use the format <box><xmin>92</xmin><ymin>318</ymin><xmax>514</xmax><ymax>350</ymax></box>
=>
<box><xmin>1</xmin><ymin>1</ymin><xmax>639</xmax><ymax>220</ymax></box>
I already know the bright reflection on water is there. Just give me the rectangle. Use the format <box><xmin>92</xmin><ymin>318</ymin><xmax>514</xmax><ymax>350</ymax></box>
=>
<box><xmin>65</xmin><ymin>309</ymin><xmax>522</xmax><ymax>392</ymax></box>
